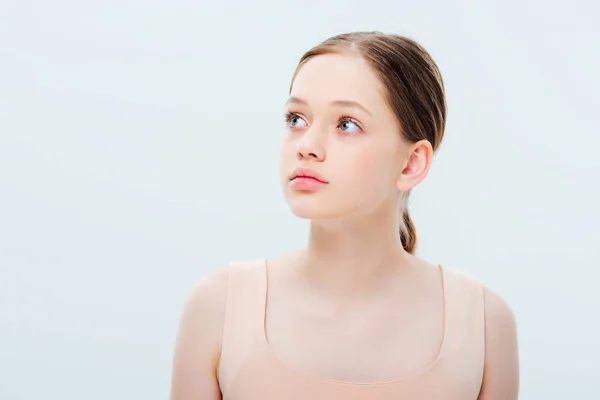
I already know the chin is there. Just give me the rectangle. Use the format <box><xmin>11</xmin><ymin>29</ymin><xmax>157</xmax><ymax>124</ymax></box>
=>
<box><xmin>285</xmin><ymin>194</ymin><xmax>349</xmax><ymax>220</ymax></box>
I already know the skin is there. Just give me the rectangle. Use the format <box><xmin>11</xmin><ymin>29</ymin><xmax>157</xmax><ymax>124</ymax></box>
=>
<box><xmin>170</xmin><ymin>53</ymin><xmax>519</xmax><ymax>399</ymax></box>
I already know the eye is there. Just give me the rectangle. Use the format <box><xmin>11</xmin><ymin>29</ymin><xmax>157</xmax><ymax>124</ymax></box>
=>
<box><xmin>285</xmin><ymin>112</ymin><xmax>308</xmax><ymax>129</ymax></box>
<box><xmin>338</xmin><ymin>116</ymin><xmax>362</xmax><ymax>135</ymax></box>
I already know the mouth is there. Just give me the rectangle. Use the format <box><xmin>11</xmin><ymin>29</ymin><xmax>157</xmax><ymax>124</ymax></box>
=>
<box><xmin>289</xmin><ymin>167</ymin><xmax>329</xmax><ymax>191</ymax></box>
<box><xmin>289</xmin><ymin>167</ymin><xmax>328</xmax><ymax>184</ymax></box>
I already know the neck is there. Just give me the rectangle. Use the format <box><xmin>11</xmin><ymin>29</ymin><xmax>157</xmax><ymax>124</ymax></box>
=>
<box><xmin>297</xmin><ymin>208</ymin><xmax>411</xmax><ymax>297</ymax></box>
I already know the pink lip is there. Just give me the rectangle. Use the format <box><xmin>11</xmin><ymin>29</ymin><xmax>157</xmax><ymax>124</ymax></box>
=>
<box><xmin>289</xmin><ymin>167</ymin><xmax>328</xmax><ymax>191</ymax></box>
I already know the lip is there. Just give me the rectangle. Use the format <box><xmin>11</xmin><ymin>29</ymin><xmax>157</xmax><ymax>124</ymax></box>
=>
<box><xmin>289</xmin><ymin>167</ymin><xmax>328</xmax><ymax>183</ymax></box>
<box><xmin>289</xmin><ymin>167</ymin><xmax>329</xmax><ymax>191</ymax></box>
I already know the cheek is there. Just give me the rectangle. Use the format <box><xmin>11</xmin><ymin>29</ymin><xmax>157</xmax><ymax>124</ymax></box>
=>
<box><xmin>338</xmin><ymin>145</ymin><xmax>397</xmax><ymax>195</ymax></box>
<box><xmin>279</xmin><ymin>136</ymin><xmax>297</xmax><ymax>183</ymax></box>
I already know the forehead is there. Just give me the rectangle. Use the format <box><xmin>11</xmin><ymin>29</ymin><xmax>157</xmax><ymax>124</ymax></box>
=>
<box><xmin>290</xmin><ymin>53</ymin><xmax>388</xmax><ymax>110</ymax></box>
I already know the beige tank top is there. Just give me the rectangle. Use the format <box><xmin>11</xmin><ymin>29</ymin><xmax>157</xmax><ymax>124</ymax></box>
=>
<box><xmin>217</xmin><ymin>258</ymin><xmax>485</xmax><ymax>399</ymax></box>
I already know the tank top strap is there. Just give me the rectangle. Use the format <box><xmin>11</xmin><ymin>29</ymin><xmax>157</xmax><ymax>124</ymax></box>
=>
<box><xmin>437</xmin><ymin>266</ymin><xmax>486</xmax><ymax>387</ymax></box>
<box><xmin>218</xmin><ymin>258</ymin><xmax>267</xmax><ymax>394</ymax></box>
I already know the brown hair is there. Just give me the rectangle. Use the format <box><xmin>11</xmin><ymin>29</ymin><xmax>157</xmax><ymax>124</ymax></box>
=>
<box><xmin>289</xmin><ymin>31</ymin><xmax>447</xmax><ymax>255</ymax></box>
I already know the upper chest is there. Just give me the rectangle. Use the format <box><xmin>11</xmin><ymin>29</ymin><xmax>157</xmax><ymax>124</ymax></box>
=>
<box><xmin>263</xmin><ymin>269</ymin><xmax>446</xmax><ymax>383</ymax></box>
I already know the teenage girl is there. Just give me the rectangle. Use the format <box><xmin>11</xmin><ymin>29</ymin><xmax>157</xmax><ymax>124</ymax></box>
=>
<box><xmin>170</xmin><ymin>31</ymin><xmax>520</xmax><ymax>400</ymax></box>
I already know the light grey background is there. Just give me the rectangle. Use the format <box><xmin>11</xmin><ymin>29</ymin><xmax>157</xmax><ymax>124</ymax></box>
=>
<box><xmin>1</xmin><ymin>0</ymin><xmax>598</xmax><ymax>398</ymax></box>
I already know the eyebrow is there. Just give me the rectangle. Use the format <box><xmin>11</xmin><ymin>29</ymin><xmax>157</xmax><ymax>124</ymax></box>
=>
<box><xmin>286</xmin><ymin>96</ymin><xmax>372</xmax><ymax>116</ymax></box>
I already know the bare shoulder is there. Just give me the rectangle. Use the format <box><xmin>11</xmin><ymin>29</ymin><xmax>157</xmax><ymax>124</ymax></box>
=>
<box><xmin>482</xmin><ymin>286</ymin><xmax>518</xmax><ymax>359</ymax></box>
<box><xmin>184</xmin><ymin>267</ymin><xmax>230</xmax><ymax>315</ymax></box>
<box><xmin>176</xmin><ymin>266</ymin><xmax>231</xmax><ymax>353</ymax></box>
<box><xmin>170</xmin><ymin>266</ymin><xmax>230</xmax><ymax>400</ymax></box>
<box><xmin>479</xmin><ymin>285</ymin><xmax>520</xmax><ymax>399</ymax></box>
<box><xmin>483</xmin><ymin>286</ymin><xmax>517</xmax><ymax>333</ymax></box>
<box><xmin>437</xmin><ymin>265</ymin><xmax>518</xmax><ymax>361</ymax></box>
<box><xmin>435</xmin><ymin>264</ymin><xmax>519</xmax><ymax>399</ymax></box>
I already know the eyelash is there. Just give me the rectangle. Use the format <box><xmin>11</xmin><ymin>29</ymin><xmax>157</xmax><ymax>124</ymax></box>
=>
<box><xmin>283</xmin><ymin>112</ymin><xmax>362</xmax><ymax>133</ymax></box>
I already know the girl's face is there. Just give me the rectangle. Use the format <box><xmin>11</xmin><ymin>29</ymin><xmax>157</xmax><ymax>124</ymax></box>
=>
<box><xmin>280</xmin><ymin>53</ymin><xmax>427</xmax><ymax>222</ymax></box>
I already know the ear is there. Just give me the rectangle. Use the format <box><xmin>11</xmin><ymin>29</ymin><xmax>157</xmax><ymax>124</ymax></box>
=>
<box><xmin>396</xmin><ymin>139</ymin><xmax>433</xmax><ymax>191</ymax></box>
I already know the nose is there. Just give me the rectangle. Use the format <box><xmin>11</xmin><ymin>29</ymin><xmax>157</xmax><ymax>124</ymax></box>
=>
<box><xmin>296</xmin><ymin>127</ymin><xmax>326</xmax><ymax>161</ymax></box>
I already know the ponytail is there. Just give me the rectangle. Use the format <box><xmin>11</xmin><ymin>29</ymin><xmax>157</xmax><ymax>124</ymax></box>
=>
<box><xmin>400</xmin><ymin>209</ymin><xmax>417</xmax><ymax>255</ymax></box>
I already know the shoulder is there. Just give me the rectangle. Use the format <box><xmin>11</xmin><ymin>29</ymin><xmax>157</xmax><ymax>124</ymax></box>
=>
<box><xmin>482</xmin><ymin>286</ymin><xmax>517</xmax><ymax>335</ymax></box>
<box><xmin>173</xmin><ymin>258</ymin><xmax>264</xmax><ymax>353</ymax></box>
<box><xmin>439</xmin><ymin>265</ymin><xmax>518</xmax><ymax>356</ymax></box>
<box><xmin>176</xmin><ymin>266</ymin><xmax>231</xmax><ymax>351</ymax></box>
<box><xmin>441</xmin><ymin>266</ymin><xmax>517</xmax><ymax>333</ymax></box>
<box><xmin>479</xmin><ymin>286</ymin><xmax>520</xmax><ymax>398</ymax></box>
<box><xmin>180</xmin><ymin>258</ymin><xmax>265</xmax><ymax>318</ymax></box>
<box><xmin>182</xmin><ymin>257</ymin><xmax>264</xmax><ymax>305</ymax></box>
<box><xmin>439</xmin><ymin>266</ymin><xmax>519</xmax><ymax>398</ymax></box>
<box><xmin>184</xmin><ymin>266</ymin><xmax>231</xmax><ymax>316</ymax></box>
<box><xmin>482</xmin><ymin>286</ymin><xmax>518</xmax><ymax>362</ymax></box>
<box><xmin>444</xmin><ymin>268</ymin><xmax>520</xmax><ymax>399</ymax></box>
<box><xmin>481</xmin><ymin>285</ymin><xmax>518</xmax><ymax>366</ymax></box>
<box><xmin>170</xmin><ymin>266</ymin><xmax>232</xmax><ymax>399</ymax></box>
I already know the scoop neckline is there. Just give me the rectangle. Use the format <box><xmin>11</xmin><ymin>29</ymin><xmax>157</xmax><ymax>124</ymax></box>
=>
<box><xmin>258</xmin><ymin>258</ymin><xmax>449</xmax><ymax>386</ymax></box>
